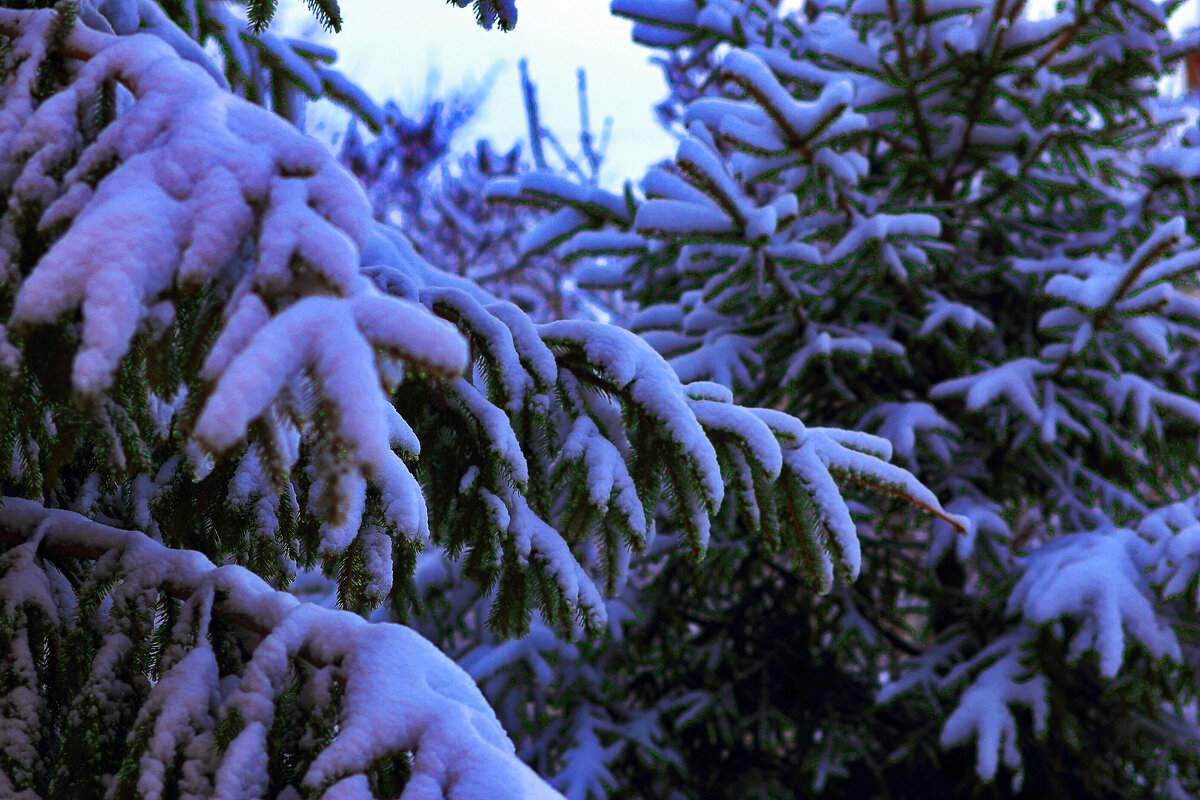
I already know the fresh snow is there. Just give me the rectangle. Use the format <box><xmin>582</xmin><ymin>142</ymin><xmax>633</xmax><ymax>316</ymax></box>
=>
<box><xmin>0</xmin><ymin>498</ymin><xmax>568</xmax><ymax>800</ymax></box>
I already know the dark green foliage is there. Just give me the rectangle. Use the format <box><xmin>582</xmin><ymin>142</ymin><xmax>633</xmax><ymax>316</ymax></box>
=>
<box><xmin>446</xmin><ymin>0</ymin><xmax>1200</xmax><ymax>794</ymax></box>
<box><xmin>245</xmin><ymin>0</ymin><xmax>281</xmax><ymax>33</ymax></box>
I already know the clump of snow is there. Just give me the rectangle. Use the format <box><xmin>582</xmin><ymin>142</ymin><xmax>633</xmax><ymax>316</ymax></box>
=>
<box><xmin>0</xmin><ymin>497</ymin><xmax>568</xmax><ymax>800</ymax></box>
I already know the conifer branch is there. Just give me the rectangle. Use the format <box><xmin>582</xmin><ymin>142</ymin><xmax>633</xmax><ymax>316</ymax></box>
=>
<box><xmin>0</xmin><ymin>496</ymin><xmax>567</xmax><ymax>799</ymax></box>
<box><xmin>826</xmin><ymin>468</ymin><xmax>968</xmax><ymax>534</ymax></box>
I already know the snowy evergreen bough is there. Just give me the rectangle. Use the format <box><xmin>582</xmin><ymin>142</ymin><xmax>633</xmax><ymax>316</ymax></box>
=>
<box><xmin>475</xmin><ymin>0</ymin><xmax>1200</xmax><ymax>795</ymax></box>
<box><xmin>0</xmin><ymin>0</ymin><xmax>960</xmax><ymax>797</ymax></box>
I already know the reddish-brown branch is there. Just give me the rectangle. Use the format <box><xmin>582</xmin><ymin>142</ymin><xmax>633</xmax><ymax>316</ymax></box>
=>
<box><xmin>829</xmin><ymin>470</ymin><xmax>968</xmax><ymax>535</ymax></box>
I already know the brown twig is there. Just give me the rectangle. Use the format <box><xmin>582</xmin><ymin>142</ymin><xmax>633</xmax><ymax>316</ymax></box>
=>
<box><xmin>828</xmin><ymin>470</ymin><xmax>968</xmax><ymax>534</ymax></box>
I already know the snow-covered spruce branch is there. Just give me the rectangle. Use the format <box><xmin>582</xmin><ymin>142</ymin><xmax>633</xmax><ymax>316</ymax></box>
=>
<box><xmin>365</xmin><ymin>234</ymin><xmax>966</xmax><ymax>606</ymax></box>
<box><xmin>881</xmin><ymin>504</ymin><xmax>1200</xmax><ymax>783</ymax></box>
<box><xmin>471</xmin><ymin>0</ymin><xmax>1200</xmax><ymax>794</ymax></box>
<box><xmin>0</xmin><ymin>497</ymin><xmax>566</xmax><ymax>800</ymax></box>
<box><xmin>0</xmin><ymin>2</ymin><xmax>961</xmax><ymax>642</ymax></box>
<box><xmin>0</xmin><ymin>8</ymin><xmax>467</xmax><ymax>600</ymax></box>
<box><xmin>63</xmin><ymin>0</ymin><xmax>386</xmax><ymax>131</ymax></box>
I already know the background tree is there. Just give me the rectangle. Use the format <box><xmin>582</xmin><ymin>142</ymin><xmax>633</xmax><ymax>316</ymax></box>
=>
<box><xmin>0</xmin><ymin>0</ymin><xmax>951</xmax><ymax>797</ymax></box>
<box><xmin>479</xmin><ymin>0</ymin><xmax>1200</xmax><ymax>796</ymax></box>
<box><xmin>339</xmin><ymin>63</ymin><xmax>620</xmax><ymax>322</ymax></box>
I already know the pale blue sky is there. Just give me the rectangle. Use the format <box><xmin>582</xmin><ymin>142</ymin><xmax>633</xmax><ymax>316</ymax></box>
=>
<box><xmin>286</xmin><ymin>0</ymin><xmax>677</xmax><ymax>184</ymax></box>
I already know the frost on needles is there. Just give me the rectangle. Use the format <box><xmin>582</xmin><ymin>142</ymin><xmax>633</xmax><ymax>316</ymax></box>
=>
<box><xmin>0</xmin><ymin>1</ymin><xmax>960</xmax><ymax>798</ymax></box>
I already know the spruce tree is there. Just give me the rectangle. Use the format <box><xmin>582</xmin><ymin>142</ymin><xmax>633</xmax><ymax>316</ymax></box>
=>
<box><xmin>0</xmin><ymin>0</ymin><xmax>954</xmax><ymax>797</ymax></box>
<box><xmin>473</xmin><ymin>0</ymin><xmax>1200</xmax><ymax>796</ymax></box>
